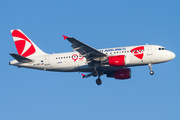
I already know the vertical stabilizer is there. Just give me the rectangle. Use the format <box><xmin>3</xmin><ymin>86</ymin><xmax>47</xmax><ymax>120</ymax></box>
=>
<box><xmin>11</xmin><ymin>29</ymin><xmax>47</xmax><ymax>57</ymax></box>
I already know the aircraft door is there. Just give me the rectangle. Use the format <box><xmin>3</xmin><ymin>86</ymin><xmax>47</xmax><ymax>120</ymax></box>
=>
<box><xmin>44</xmin><ymin>55</ymin><xmax>50</xmax><ymax>66</ymax></box>
<box><xmin>146</xmin><ymin>45</ymin><xmax>153</xmax><ymax>55</ymax></box>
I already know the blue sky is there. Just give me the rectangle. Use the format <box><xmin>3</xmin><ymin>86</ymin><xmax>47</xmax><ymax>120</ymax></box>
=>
<box><xmin>1</xmin><ymin>0</ymin><xmax>180</xmax><ymax>120</ymax></box>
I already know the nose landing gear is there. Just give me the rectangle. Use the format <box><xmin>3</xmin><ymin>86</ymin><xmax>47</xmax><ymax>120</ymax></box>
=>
<box><xmin>150</xmin><ymin>70</ymin><xmax>154</xmax><ymax>75</ymax></box>
<box><xmin>148</xmin><ymin>63</ymin><xmax>154</xmax><ymax>75</ymax></box>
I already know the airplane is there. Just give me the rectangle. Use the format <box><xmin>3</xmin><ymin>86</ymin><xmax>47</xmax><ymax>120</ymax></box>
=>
<box><xmin>9</xmin><ymin>29</ymin><xmax>175</xmax><ymax>85</ymax></box>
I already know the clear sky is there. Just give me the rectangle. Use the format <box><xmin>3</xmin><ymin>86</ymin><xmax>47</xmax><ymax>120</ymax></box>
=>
<box><xmin>1</xmin><ymin>0</ymin><xmax>180</xmax><ymax>120</ymax></box>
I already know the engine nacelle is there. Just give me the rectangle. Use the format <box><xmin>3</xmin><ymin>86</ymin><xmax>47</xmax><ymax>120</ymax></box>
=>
<box><xmin>107</xmin><ymin>68</ymin><xmax>131</xmax><ymax>80</ymax></box>
<box><xmin>102</xmin><ymin>55</ymin><xmax>126</xmax><ymax>66</ymax></box>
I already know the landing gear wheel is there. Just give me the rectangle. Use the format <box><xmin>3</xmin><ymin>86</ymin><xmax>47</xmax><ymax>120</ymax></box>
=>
<box><xmin>96</xmin><ymin>78</ymin><xmax>102</xmax><ymax>85</ymax></box>
<box><xmin>150</xmin><ymin>70</ymin><xmax>154</xmax><ymax>75</ymax></box>
<box><xmin>149</xmin><ymin>63</ymin><xmax>154</xmax><ymax>75</ymax></box>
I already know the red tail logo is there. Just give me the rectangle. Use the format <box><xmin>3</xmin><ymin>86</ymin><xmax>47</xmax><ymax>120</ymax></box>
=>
<box><xmin>12</xmin><ymin>30</ymin><xmax>35</xmax><ymax>57</ymax></box>
<box><xmin>131</xmin><ymin>46</ymin><xmax>144</xmax><ymax>59</ymax></box>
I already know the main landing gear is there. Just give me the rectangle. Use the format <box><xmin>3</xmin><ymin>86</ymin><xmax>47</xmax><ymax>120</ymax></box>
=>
<box><xmin>92</xmin><ymin>62</ymin><xmax>103</xmax><ymax>85</ymax></box>
<box><xmin>96</xmin><ymin>78</ymin><xmax>102</xmax><ymax>85</ymax></box>
<box><xmin>92</xmin><ymin>70</ymin><xmax>102</xmax><ymax>85</ymax></box>
<box><xmin>148</xmin><ymin>63</ymin><xmax>154</xmax><ymax>75</ymax></box>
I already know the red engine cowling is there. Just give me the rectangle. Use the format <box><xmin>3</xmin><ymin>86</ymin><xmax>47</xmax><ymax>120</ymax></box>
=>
<box><xmin>108</xmin><ymin>55</ymin><xmax>125</xmax><ymax>66</ymax></box>
<box><xmin>107</xmin><ymin>68</ymin><xmax>131</xmax><ymax>79</ymax></box>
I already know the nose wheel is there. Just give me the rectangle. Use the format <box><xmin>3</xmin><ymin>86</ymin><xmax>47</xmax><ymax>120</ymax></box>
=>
<box><xmin>150</xmin><ymin>70</ymin><xmax>154</xmax><ymax>75</ymax></box>
<box><xmin>148</xmin><ymin>63</ymin><xmax>154</xmax><ymax>75</ymax></box>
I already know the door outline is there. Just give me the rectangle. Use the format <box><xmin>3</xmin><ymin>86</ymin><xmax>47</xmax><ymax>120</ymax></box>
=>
<box><xmin>146</xmin><ymin>45</ymin><xmax>153</xmax><ymax>55</ymax></box>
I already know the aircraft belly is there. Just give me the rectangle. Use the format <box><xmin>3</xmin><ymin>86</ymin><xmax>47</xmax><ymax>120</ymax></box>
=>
<box><xmin>78</xmin><ymin>64</ymin><xmax>93</xmax><ymax>72</ymax></box>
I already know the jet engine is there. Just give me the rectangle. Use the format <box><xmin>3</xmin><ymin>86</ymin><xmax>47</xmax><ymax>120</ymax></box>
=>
<box><xmin>106</xmin><ymin>68</ymin><xmax>131</xmax><ymax>79</ymax></box>
<box><xmin>102</xmin><ymin>55</ymin><xmax>127</xmax><ymax>66</ymax></box>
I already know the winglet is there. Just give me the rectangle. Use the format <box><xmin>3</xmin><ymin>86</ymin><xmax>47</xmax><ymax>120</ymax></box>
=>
<box><xmin>62</xmin><ymin>35</ymin><xmax>68</xmax><ymax>40</ymax></box>
<box><xmin>81</xmin><ymin>74</ymin><xmax>85</xmax><ymax>78</ymax></box>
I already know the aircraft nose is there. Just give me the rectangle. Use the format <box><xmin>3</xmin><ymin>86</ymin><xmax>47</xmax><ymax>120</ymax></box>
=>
<box><xmin>170</xmin><ymin>52</ymin><xmax>176</xmax><ymax>60</ymax></box>
<box><xmin>167</xmin><ymin>51</ymin><xmax>175</xmax><ymax>60</ymax></box>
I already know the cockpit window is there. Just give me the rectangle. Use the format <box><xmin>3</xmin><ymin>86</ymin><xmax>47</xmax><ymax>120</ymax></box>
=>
<box><xmin>159</xmin><ymin>48</ymin><xmax>167</xmax><ymax>50</ymax></box>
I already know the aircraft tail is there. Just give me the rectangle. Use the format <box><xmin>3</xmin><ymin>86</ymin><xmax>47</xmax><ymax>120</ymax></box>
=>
<box><xmin>9</xmin><ymin>53</ymin><xmax>33</xmax><ymax>63</ymax></box>
<box><xmin>10</xmin><ymin>29</ymin><xmax>47</xmax><ymax>57</ymax></box>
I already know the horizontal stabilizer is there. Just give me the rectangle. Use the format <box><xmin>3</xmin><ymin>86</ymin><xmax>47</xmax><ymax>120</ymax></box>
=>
<box><xmin>10</xmin><ymin>53</ymin><xmax>33</xmax><ymax>63</ymax></box>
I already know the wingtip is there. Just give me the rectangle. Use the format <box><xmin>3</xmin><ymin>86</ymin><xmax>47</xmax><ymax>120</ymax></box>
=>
<box><xmin>62</xmin><ymin>35</ymin><xmax>68</xmax><ymax>40</ymax></box>
<box><xmin>81</xmin><ymin>74</ymin><xmax>85</xmax><ymax>78</ymax></box>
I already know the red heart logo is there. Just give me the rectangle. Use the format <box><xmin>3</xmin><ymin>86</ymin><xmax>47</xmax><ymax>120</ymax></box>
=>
<box><xmin>131</xmin><ymin>46</ymin><xmax>144</xmax><ymax>59</ymax></box>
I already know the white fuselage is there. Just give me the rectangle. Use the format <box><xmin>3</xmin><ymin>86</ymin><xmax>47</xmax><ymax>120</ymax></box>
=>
<box><xmin>9</xmin><ymin>44</ymin><xmax>175</xmax><ymax>73</ymax></box>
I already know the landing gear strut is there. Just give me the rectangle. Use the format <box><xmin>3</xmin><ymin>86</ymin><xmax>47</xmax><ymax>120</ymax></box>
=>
<box><xmin>92</xmin><ymin>70</ymin><xmax>98</xmax><ymax>77</ymax></box>
<box><xmin>148</xmin><ymin>63</ymin><xmax>154</xmax><ymax>75</ymax></box>
<box><xmin>92</xmin><ymin>62</ymin><xmax>103</xmax><ymax>85</ymax></box>
<box><xmin>96</xmin><ymin>71</ymin><xmax>103</xmax><ymax>85</ymax></box>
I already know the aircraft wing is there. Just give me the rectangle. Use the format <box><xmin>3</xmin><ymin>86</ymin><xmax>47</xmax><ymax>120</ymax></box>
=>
<box><xmin>63</xmin><ymin>35</ymin><xmax>107</xmax><ymax>61</ymax></box>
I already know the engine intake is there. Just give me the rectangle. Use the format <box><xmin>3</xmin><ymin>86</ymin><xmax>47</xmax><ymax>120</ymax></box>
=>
<box><xmin>107</xmin><ymin>68</ymin><xmax>131</xmax><ymax>79</ymax></box>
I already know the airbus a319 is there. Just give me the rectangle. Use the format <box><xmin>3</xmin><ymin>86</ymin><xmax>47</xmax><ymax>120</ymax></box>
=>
<box><xmin>9</xmin><ymin>29</ymin><xmax>175</xmax><ymax>85</ymax></box>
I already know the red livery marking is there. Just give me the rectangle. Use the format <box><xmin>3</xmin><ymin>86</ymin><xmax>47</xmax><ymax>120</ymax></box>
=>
<box><xmin>79</xmin><ymin>54</ymin><xmax>84</xmax><ymax>60</ymax></box>
<box><xmin>72</xmin><ymin>54</ymin><xmax>84</xmax><ymax>62</ymax></box>
<box><xmin>14</xmin><ymin>40</ymin><xmax>26</xmax><ymax>55</ymax></box>
<box><xmin>108</xmin><ymin>55</ymin><xmax>125</xmax><ymax>66</ymax></box>
<box><xmin>12</xmin><ymin>30</ymin><xmax>35</xmax><ymax>57</ymax></box>
<box><xmin>62</xmin><ymin>35</ymin><xmax>68</xmax><ymax>40</ymax></box>
<box><xmin>131</xmin><ymin>46</ymin><xmax>144</xmax><ymax>59</ymax></box>
<box><xmin>72</xmin><ymin>54</ymin><xmax>78</xmax><ymax>62</ymax></box>
<box><xmin>81</xmin><ymin>74</ymin><xmax>85</xmax><ymax>78</ymax></box>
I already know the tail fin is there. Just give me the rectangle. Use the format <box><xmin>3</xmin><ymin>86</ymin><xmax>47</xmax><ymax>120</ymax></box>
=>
<box><xmin>11</xmin><ymin>29</ymin><xmax>46</xmax><ymax>57</ymax></box>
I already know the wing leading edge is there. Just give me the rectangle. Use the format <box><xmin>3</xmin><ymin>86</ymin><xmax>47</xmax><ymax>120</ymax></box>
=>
<box><xmin>63</xmin><ymin>35</ymin><xmax>107</xmax><ymax>61</ymax></box>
